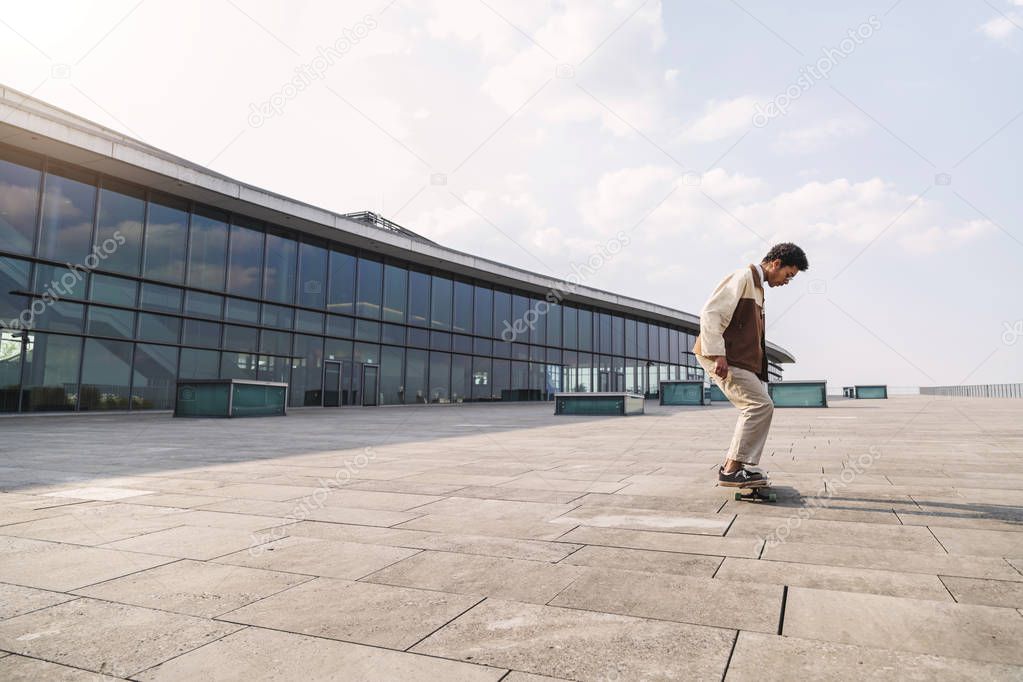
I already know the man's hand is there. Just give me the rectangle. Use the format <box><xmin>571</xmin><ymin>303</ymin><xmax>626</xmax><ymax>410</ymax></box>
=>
<box><xmin>713</xmin><ymin>356</ymin><xmax>729</xmax><ymax>379</ymax></box>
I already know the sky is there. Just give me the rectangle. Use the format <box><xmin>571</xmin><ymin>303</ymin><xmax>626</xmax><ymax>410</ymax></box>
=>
<box><xmin>1</xmin><ymin>0</ymin><xmax>1020</xmax><ymax>389</ymax></box>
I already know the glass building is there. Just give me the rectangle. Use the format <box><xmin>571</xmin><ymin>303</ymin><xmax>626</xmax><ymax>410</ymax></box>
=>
<box><xmin>0</xmin><ymin>90</ymin><xmax>793</xmax><ymax>413</ymax></box>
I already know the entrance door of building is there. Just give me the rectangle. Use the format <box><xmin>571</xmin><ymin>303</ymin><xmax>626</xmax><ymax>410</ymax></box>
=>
<box><xmin>323</xmin><ymin>361</ymin><xmax>341</xmax><ymax>407</ymax></box>
<box><xmin>362</xmin><ymin>366</ymin><xmax>378</xmax><ymax>406</ymax></box>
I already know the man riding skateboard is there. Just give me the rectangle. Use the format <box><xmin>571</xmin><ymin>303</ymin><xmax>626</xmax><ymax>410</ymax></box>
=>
<box><xmin>693</xmin><ymin>243</ymin><xmax>808</xmax><ymax>487</ymax></box>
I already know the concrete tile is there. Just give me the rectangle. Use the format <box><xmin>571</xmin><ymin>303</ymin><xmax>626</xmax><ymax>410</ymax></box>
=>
<box><xmin>930</xmin><ymin>526</ymin><xmax>1023</xmax><ymax>557</ymax></box>
<box><xmin>396</xmin><ymin>514</ymin><xmax>569</xmax><ymax>541</ymax></box>
<box><xmin>717</xmin><ymin>557</ymin><xmax>953</xmax><ymax>600</ymax></box>
<box><xmin>452</xmin><ymin>486</ymin><xmax>585</xmax><ymax>504</ymax></box>
<box><xmin>0</xmin><ymin>504</ymin><xmax>185</xmax><ymax>544</ymax></box>
<box><xmin>169</xmin><ymin>509</ymin><xmax>295</xmax><ymax>531</ymax></box>
<box><xmin>217</xmin><ymin>577</ymin><xmax>480</xmax><ymax>649</ymax></box>
<box><xmin>407</xmin><ymin>497</ymin><xmax>577</xmax><ymax>521</ymax></box>
<box><xmin>550</xmin><ymin>506</ymin><xmax>733</xmax><ymax>535</ymax></box>
<box><xmin>0</xmin><ymin>655</ymin><xmax>123</xmax><ymax>680</ymax></box>
<box><xmin>205</xmin><ymin>483</ymin><xmax>324</xmax><ymax>501</ymax></box>
<box><xmin>574</xmin><ymin>492</ymin><xmax>725</xmax><ymax>514</ymax></box>
<box><xmin>499</xmin><ymin>475</ymin><xmax>626</xmax><ymax>493</ymax></box>
<box><xmin>314</xmin><ymin>489</ymin><xmax>444</xmax><ymax>511</ymax></box>
<box><xmin>783</xmin><ymin>586</ymin><xmax>1023</xmax><ymax>665</ymax></box>
<box><xmin>284</xmin><ymin>521</ymin><xmax>580</xmax><ymax>562</ymax></box>
<box><xmin>100</xmin><ymin>525</ymin><xmax>264</xmax><ymax>560</ymax></box>
<box><xmin>0</xmin><ymin>536</ymin><xmax>174</xmax><ymax>591</ymax></box>
<box><xmin>345</xmin><ymin>479</ymin><xmax>467</xmax><ymax>495</ymax></box>
<box><xmin>0</xmin><ymin>583</ymin><xmax>76</xmax><ymax>620</ymax></box>
<box><xmin>549</xmin><ymin>567</ymin><xmax>781</xmax><ymax>633</ymax></box>
<box><xmin>363</xmin><ymin>551</ymin><xmax>583</xmax><ymax>604</ymax></box>
<box><xmin>557</xmin><ymin>525</ymin><xmax>763</xmax><ymax>558</ymax></box>
<box><xmin>940</xmin><ymin>576</ymin><xmax>1023</xmax><ymax>609</ymax></box>
<box><xmin>558</xmin><ymin>545</ymin><xmax>722</xmax><ymax>577</ymax></box>
<box><xmin>402</xmin><ymin>472</ymin><xmax>521</xmax><ymax>487</ymax></box>
<box><xmin>135</xmin><ymin>624</ymin><xmax>504</xmax><ymax>681</ymax></box>
<box><xmin>74</xmin><ymin>559</ymin><xmax>311</xmax><ymax>617</ymax></box>
<box><xmin>727</xmin><ymin>516</ymin><xmax>946</xmax><ymax>553</ymax></box>
<box><xmin>0</xmin><ymin>598</ymin><xmax>240</xmax><ymax>678</ymax></box>
<box><xmin>726</xmin><ymin>631</ymin><xmax>1023</xmax><ymax>681</ymax></box>
<box><xmin>214</xmin><ymin>535</ymin><xmax>419</xmax><ymax>579</ymax></box>
<box><xmin>42</xmin><ymin>486</ymin><xmax>153</xmax><ymax>501</ymax></box>
<box><xmin>411</xmin><ymin>598</ymin><xmax>734</xmax><ymax>680</ymax></box>
<box><xmin>762</xmin><ymin>542</ymin><xmax>1023</xmax><ymax>581</ymax></box>
<box><xmin>200</xmin><ymin>497</ymin><xmax>419</xmax><ymax>526</ymax></box>
<box><xmin>896</xmin><ymin>510</ymin><xmax>1023</xmax><ymax>532</ymax></box>
<box><xmin>122</xmin><ymin>493</ymin><xmax>228</xmax><ymax>509</ymax></box>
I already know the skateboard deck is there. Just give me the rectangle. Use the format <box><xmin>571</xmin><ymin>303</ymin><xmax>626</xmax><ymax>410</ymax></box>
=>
<box><xmin>732</xmin><ymin>484</ymin><xmax>776</xmax><ymax>502</ymax></box>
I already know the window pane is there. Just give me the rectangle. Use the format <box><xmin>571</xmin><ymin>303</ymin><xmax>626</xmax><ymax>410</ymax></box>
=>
<box><xmin>492</xmin><ymin>359</ymin><xmax>510</xmax><ymax>400</ymax></box>
<box><xmin>407</xmin><ymin>327</ymin><xmax>429</xmax><ymax>348</ymax></box>
<box><xmin>355</xmin><ymin>319</ymin><xmax>380</xmax><ymax>342</ymax></box>
<box><xmin>546</xmin><ymin>302</ymin><xmax>562</xmax><ymax>347</ymax></box>
<box><xmin>223</xmin><ymin>324</ymin><xmax>258</xmax><ymax>352</ymax></box>
<box><xmin>326</xmin><ymin>314</ymin><xmax>353</xmax><ymax>338</ymax></box>
<box><xmin>34</xmin><ymin>263</ymin><xmax>88</xmax><ymax>300</ymax></box>
<box><xmin>143</xmin><ymin>198</ymin><xmax>188</xmax><ymax>283</ymax></box>
<box><xmin>428</xmin><ymin>351</ymin><xmax>450</xmax><ymax>403</ymax></box>
<box><xmin>450</xmin><ymin>354</ymin><xmax>471</xmax><ymax>403</ymax></box>
<box><xmin>408</xmin><ymin>270</ymin><xmax>429</xmax><ymax>326</ymax></box>
<box><xmin>22</xmin><ymin>332</ymin><xmax>82</xmax><ymax>411</ymax></box>
<box><xmin>327</xmin><ymin>249</ymin><xmax>356</xmax><ymax>314</ymax></box>
<box><xmin>529</xmin><ymin>299</ymin><xmax>546</xmax><ymax>346</ymax></box>
<box><xmin>260</xmin><ymin>329</ymin><xmax>292</xmax><ymax>355</ymax></box>
<box><xmin>430</xmin><ymin>276</ymin><xmax>452</xmax><ymax>330</ymax></box>
<box><xmin>355</xmin><ymin>257</ymin><xmax>382</xmax><ymax>318</ymax></box>
<box><xmin>473</xmin><ymin>337</ymin><xmax>492</xmax><ymax>355</ymax></box>
<box><xmin>297</xmin><ymin>242</ymin><xmax>327</xmax><ymax>308</ymax></box>
<box><xmin>453</xmin><ymin>281</ymin><xmax>472</xmax><ymax>334</ymax></box>
<box><xmin>261</xmin><ymin>303</ymin><xmax>293</xmax><ymax>329</ymax></box>
<box><xmin>512</xmin><ymin>295</ymin><xmax>528</xmax><ymax>343</ymax></box>
<box><xmin>90</xmin><ymin>274</ymin><xmax>136</xmax><ymax>306</ymax></box>
<box><xmin>257</xmin><ymin>354</ymin><xmax>290</xmax><ymax>383</ymax></box>
<box><xmin>578</xmin><ymin>309</ymin><xmax>593</xmax><ymax>351</ymax></box>
<box><xmin>137</xmin><ymin>313</ymin><xmax>180</xmax><ymax>344</ymax></box>
<box><xmin>0</xmin><ymin>330</ymin><xmax>22</xmax><ymax>412</ymax></box>
<box><xmin>0</xmin><ymin>256</ymin><xmax>31</xmax><ymax>329</ymax></box>
<box><xmin>381</xmin><ymin>323</ymin><xmax>404</xmax><ymax>345</ymax></box>
<box><xmin>132</xmin><ymin>343</ymin><xmax>178</xmax><ymax>410</ymax></box>
<box><xmin>430</xmin><ymin>331</ymin><xmax>450</xmax><ymax>351</ymax></box>
<box><xmin>187</xmin><ymin>207</ymin><xmax>228</xmax><ymax>290</ymax></box>
<box><xmin>324</xmin><ymin>337</ymin><xmax>352</xmax><ymax>362</ymax></box>
<box><xmin>353</xmin><ymin>342</ymin><xmax>378</xmax><ymax>365</ymax></box>
<box><xmin>290</xmin><ymin>334</ymin><xmax>324</xmax><ymax>407</ymax></box>
<box><xmin>473</xmin><ymin>286</ymin><xmax>492</xmax><ymax>336</ymax></box>
<box><xmin>471</xmin><ymin>356</ymin><xmax>491</xmax><ymax>400</ymax></box>
<box><xmin>452</xmin><ymin>334</ymin><xmax>472</xmax><ymax>354</ymax></box>
<box><xmin>626</xmin><ymin>318</ymin><xmax>637</xmax><ymax>357</ymax></box>
<box><xmin>493</xmin><ymin>290</ymin><xmax>511</xmax><ymax>340</ymax></box>
<box><xmin>140</xmin><ymin>283</ymin><xmax>181</xmax><ymax>313</ymax></box>
<box><xmin>382</xmin><ymin>265</ymin><xmax>407</xmax><ymax>324</ymax></box>
<box><xmin>94</xmin><ymin>180</ymin><xmax>144</xmax><ymax>275</ymax></box>
<box><xmin>379</xmin><ymin>345</ymin><xmax>403</xmax><ymax>405</ymax></box>
<box><xmin>79</xmin><ymin>338</ymin><xmax>132</xmax><ymax>410</ymax></box>
<box><xmin>563</xmin><ymin>306</ymin><xmax>578</xmax><ymax>349</ymax></box>
<box><xmin>660</xmin><ymin>326</ymin><xmax>670</xmax><ymax>363</ymax></box>
<box><xmin>295</xmin><ymin>309</ymin><xmax>324</xmax><ymax>334</ymax></box>
<box><xmin>221</xmin><ymin>352</ymin><xmax>257</xmax><ymax>379</ymax></box>
<box><xmin>226</xmin><ymin>220</ymin><xmax>264</xmax><ymax>297</ymax></box>
<box><xmin>33</xmin><ymin>301</ymin><xmax>84</xmax><ymax>333</ymax></box>
<box><xmin>493</xmin><ymin>340</ymin><xmax>510</xmax><ymax>358</ymax></box>
<box><xmin>184</xmin><ymin>291</ymin><xmax>223</xmax><ymax>319</ymax></box>
<box><xmin>224</xmin><ymin>297</ymin><xmax>258</xmax><ymax>323</ymax></box>
<box><xmin>638</xmin><ymin>321</ymin><xmax>649</xmax><ymax>358</ymax></box>
<box><xmin>263</xmin><ymin>232</ymin><xmax>297</xmax><ymax>303</ymax></box>
<box><xmin>87</xmin><ymin>306</ymin><xmax>135</xmax><ymax>339</ymax></box>
<box><xmin>598</xmin><ymin>312</ymin><xmax>612</xmax><ymax>355</ymax></box>
<box><xmin>0</xmin><ymin>149</ymin><xmax>41</xmax><ymax>256</ymax></box>
<box><xmin>405</xmin><ymin>348</ymin><xmax>427</xmax><ymax>403</ymax></box>
<box><xmin>179</xmin><ymin>347</ymin><xmax>219</xmax><ymax>379</ymax></box>
<box><xmin>182</xmin><ymin>319</ymin><xmax>221</xmax><ymax>347</ymax></box>
<box><xmin>39</xmin><ymin>166</ymin><xmax>95</xmax><ymax>263</ymax></box>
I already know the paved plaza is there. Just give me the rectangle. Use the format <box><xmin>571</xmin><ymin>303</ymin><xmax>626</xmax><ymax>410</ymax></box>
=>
<box><xmin>0</xmin><ymin>396</ymin><xmax>1021</xmax><ymax>680</ymax></box>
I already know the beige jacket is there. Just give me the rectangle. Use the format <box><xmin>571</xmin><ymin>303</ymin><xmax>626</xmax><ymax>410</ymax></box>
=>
<box><xmin>693</xmin><ymin>264</ymin><xmax>768</xmax><ymax>381</ymax></box>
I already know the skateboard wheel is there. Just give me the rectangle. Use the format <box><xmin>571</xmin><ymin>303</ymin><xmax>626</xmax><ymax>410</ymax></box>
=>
<box><xmin>734</xmin><ymin>492</ymin><xmax>742</xmax><ymax>501</ymax></box>
<box><xmin>768</xmin><ymin>492</ymin><xmax>777</xmax><ymax>502</ymax></box>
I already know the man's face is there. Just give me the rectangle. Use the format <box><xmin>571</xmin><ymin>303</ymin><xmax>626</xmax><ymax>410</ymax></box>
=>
<box><xmin>765</xmin><ymin>260</ymin><xmax>800</xmax><ymax>287</ymax></box>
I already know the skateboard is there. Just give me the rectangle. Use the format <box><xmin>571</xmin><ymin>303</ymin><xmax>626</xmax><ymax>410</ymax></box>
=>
<box><xmin>732</xmin><ymin>482</ymin><xmax>777</xmax><ymax>503</ymax></box>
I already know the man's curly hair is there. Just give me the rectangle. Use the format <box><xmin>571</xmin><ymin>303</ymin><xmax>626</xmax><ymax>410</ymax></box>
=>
<box><xmin>763</xmin><ymin>243</ymin><xmax>808</xmax><ymax>271</ymax></box>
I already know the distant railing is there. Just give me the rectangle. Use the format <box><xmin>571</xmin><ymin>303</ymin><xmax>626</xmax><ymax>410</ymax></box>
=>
<box><xmin>920</xmin><ymin>383</ymin><xmax>1023</xmax><ymax>398</ymax></box>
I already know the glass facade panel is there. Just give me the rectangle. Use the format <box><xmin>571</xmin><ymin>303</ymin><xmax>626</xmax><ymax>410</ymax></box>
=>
<box><xmin>260</xmin><ymin>329</ymin><xmax>292</xmax><ymax>355</ymax></box>
<box><xmin>33</xmin><ymin>301</ymin><xmax>84</xmax><ymax>333</ymax></box>
<box><xmin>295</xmin><ymin>309</ymin><xmax>324</xmax><ymax>334</ymax></box>
<box><xmin>223</xmin><ymin>324</ymin><xmax>258</xmax><ymax>352</ymax></box>
<box><xmin>184</xmin><ymin>290</ymin><xmax>223</xmax><ymax>319</ymax></box>
<box><xmin>131</xmin><ymin>343</ymin><xmax>178</xmax><ymax>410</ymax></box>
<box><xmin>613</xmin><ymin>316</ymin><xmax>625</xmax><ymax>356</ymax></box>
<box><xmin>0</xmin><ymin>330</ymin><xmax>22</xmax><ymax>412</ymax></box>
<box><xmin>408</xmin><ymin>270</ymin><xmax>430</xmax><ymax>326</ymax></box>
<box><xmin>453</xmin><ymin>281</ymin><xmax>472</xmax><ymax>333</ymax></box>
<box><xmin>187</xmin><ymin>206</ymin><xmax>229</xmax><ymax>290</ymax></box>
<box><xmin>529</xmin><ymin>298</ymin><xmax>546</xmax><ymax>346</ymax></box>
<box><xmin>546</xmin><ymin>302</ymin><xmax>562</xmax><ymax>347</ymax></box>
<box><xmin>493</xmin><ymin>289</ymin><xmax>511</xmax><ymax>340</ymax></box>
<box><xmin>86</xmin><ymin>306</ymin><xmax>135</xmax><ymax>339</ymax></box>
<box><xmin>224</xmin><ymin>296</ymin><xmax>259</xmax><ymax>323</ymax></box>
<box><xmin>451</xmin><ymin>354</ymin><xmax>471</xmax><ymax>403</ymax></box>
<box><xmin>39</xmin><ymin>166</ymin><xmax>95</xmax><ymax>263</ymax></box>
<box><xmin>137</xmin><ymin>313</ymin><xmax>180</xmax><ymax>344</ymax></box>
<box><xmin>263</xmin><ymin>232</ymin><xmax>298</xmax><ymax>303</ymax></box>
<box><xmin>379</xmin><ymin>345</ymin><xmax>404</xmax><ymax>405</ymax></box>
<box><xmin>96</xmin><ymin>180</ymin><xmax>144</xmax><ymax>275</ymax></box>
<box><xmin>578</xmin><ymin>309</ymin><xmax>592</xmax><ymax>351</ymax></box>
<box><xmin>297</xmin><ymin>241</ymin><xmax>327</xmax><ymax>308</ymax></box>
<box><xmin>471</xmin><ymin>356</ymin><xmax>491</xmax><ymax>400</ymax></box>
<box><xmin>382</xmin><ymin>264</ymin><xmax>407</xmax><ymax>323</ymax></box>
<box><xmin>563</xmin><ymin>306</ymin><xmax>578</xmax><ymax>349</ymax></box>
<box><xmin>431</xmin><ymin>276</ymin><xmax>452</xmax><ymax>330</ymax></box>
<box><xmin>143</xmin><ymin>198</ymin><xmax>188</xmax><ymax>283</ymax></box>
<box><xmin>473</xmin><ymin>286</ymin><xmax>492</xmax><ymax>336</ymax></box>
<box><xmin>140</xmin><ymin>282</ymin><xmax>181</xmax><ymax>313</ymax></box>
<box><xmin>226</xmin><ymin>220</ymin><xmax>264</xmax><ymax>297</ymax></box>
<box><xmin>90</xmin><ymin>273</ymin><xmax>136</xmax><ymax>306</ymax></box>
<box><xmin>179</xmin><ymin>347</ymin><xmax>219</xmax><ymax>379</ymax></box>
<box><xmin>22</xmin><ymin>333</ymin><xmax>82</xmax><ymax>411</ymax></box>
<box><xmin>290</xmin><ymin>334</ymin><xmax>324</xmax><ymax>407</ymax></box>
<box><xmin>405</xmin><ymin>348</ymin><xmax>427</xmax><ymax>403</ymax></box>
<box><xmin>328</xmin><ymin>249</ymin><xmax>356</xmax><ymax>314</ymax></box>
<box><xmin>355</xmin><ymin>319</ymin><xmax>380</xmax><ymax>342</ymax></box>
<box><xmin>1</xmin><ymin>256</ymin><xmax>31</xmax><ymax>329</ymax></box>
<box><xmin>355</xmin><ymin>257</ymin><xmax>382</xmax><ymax>318</ymax></box>
<box><xmin>182</xmin><ymin>319</ymin><xmax>221</xmax><ymax>348</ymax></box>
<box><xmin>428</xmin><ymin>351</ymin><xmax>450</xmax><ymax>402</ymax></box>
<box><xmin>261</xmin><ymin>303</ymin><xmax>293</xmax><ymax>329</ymax></box>
<box><xmin>0</xmin><ymin>149</ymin><xmax>41</xmax><ymax>255</ymax></box>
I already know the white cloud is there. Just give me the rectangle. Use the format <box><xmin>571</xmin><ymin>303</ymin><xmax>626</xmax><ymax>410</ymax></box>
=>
<box><xmin>980</xmin><ymin>15</ymin><xmax>1018</xmax><ymax>41</ymax></box>
<box><xmin>679</xmin><ymin>96</ymin><xmax>757</xmax><ymax>143</ymax></box>
<box><xmin>664</xmin><ymin>68</ymin><xmax>679</xmax><ymax>83</ymax></box>
<box><xmin>774</xmin><ymin>117</ymin><xmax>867</xmax><ymax>153</ymax></box>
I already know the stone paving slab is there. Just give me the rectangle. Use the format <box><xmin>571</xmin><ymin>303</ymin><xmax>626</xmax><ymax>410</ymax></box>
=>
<box><xmin>557</xmin><ymin>525</ymin><xmax>764</xmax><ymax>558</ymax></box>
<box><xmin>216</xmin><ymin>577</ymin><xmax>481</xmax><ymax>649</ymax></box>
<box><xmin>938</xmin><ymin>575</ymin><xmax>1023</xmax><ymax>609</ymax></box>
<box><xmin>726</xmin><ymin>631</ymin><xmax>1023</xmax><ymax>681</ymax></box>
<box><xmin>0</xmin><ymin>598</ymin><xmax>241</xmax><ymax>678</ymax></box>
<box><xmin>557</xmin><ymin>545</ymin><xmax>722</xmax><ymax>577</ymax></box>
<box><xmin>783</xmin><ymin>586</ymin><xmax>1023</xmax><ymax>665</ymax></box>
<box><xmin>411</xmin><ymin>598</ymin><xmax>735</xmax><ymax>681</ymax></box>
<box><xmin>135</xmin><ymin>626</ymin><xmax>506</xmax><ymax>681</ymax></box>
<box><xmin>213</xmin><ymin>535</ymin><xmax>419</xmax><ymax>579</ymax></box>
<box><xmin>0</xmin><ymin>655</ymin><xmax>125</xmax><ymax>681</ymax></box>
<box><xmin>0</xmin><ymin>582</ymin><xmax>77</xmax><ymax>619</ymax></box>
